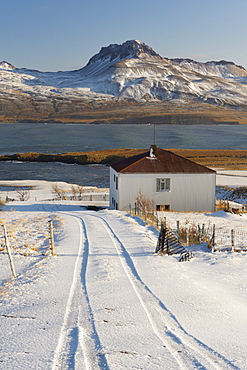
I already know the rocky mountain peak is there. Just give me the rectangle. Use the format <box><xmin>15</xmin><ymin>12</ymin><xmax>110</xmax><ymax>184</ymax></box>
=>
<box><xmin>86</xmin><ymin>40</ymin><xmax>162</xmax><ymax>66</ymax></box>
<box><xmin>0</xmin><ymin>61</ymin><xmax>16</xmax><ymax>70</ymax></box>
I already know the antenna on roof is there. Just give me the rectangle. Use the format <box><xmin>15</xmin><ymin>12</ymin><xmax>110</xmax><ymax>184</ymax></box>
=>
<box><xmin>149</xmin><ymin>123</ymin><xmax>157</xmax><ymax>158</ymax></box>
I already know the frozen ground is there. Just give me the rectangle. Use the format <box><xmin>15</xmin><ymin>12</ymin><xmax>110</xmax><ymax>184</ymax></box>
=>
<box><xmin>0</xmin><ymin>174</ymin><xmax>247</xmax><ymax>369</ymax></box>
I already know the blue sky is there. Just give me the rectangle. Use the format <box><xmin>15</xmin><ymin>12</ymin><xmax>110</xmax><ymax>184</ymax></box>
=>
<box><xmin>1</xmin><ymin>0</ymin><xmax>247</xmax><ymax>71</ymax></box>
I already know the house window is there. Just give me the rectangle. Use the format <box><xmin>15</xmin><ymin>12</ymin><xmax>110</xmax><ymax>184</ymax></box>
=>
<box><xmin>156</xmin><ymin>178</ymin><xmax>170</xmax><ymax>192</ymax></box>
<box><xmin>156</xmin><ymin>204</ymin><xmax>170</xmax><ymax>211</ymax></box>
<box><xmin>116</xmin><ymin>176</ymin><xmax>118</xmax><ymax>190</ymax></box>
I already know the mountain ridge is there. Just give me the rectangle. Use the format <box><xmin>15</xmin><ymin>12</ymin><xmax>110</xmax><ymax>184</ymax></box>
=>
<box><xmin>3</xmin><ymin>40</ymin><xmax>245</xmax><ymax>74</ymax></box>
<box><xmin>1</xmin><ymin>40</ymin><xmax>247</xmax><ymax>124</ymax></box>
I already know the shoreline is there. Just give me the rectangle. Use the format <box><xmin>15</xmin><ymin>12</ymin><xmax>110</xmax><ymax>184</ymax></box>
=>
<box><xmin>1</xmin><ymin>148</ymin><xmax>247</xmax><ymax>170</ymax></box>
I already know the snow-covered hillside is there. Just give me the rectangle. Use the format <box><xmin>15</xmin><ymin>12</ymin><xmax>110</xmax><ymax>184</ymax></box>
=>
<box><xmin>1</xmin><ymin>39</ymin><xmax>247</xmax><ymax>107</ymax></box>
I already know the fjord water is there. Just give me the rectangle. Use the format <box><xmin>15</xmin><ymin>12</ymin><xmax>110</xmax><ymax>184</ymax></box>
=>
<box><xmin>2</xmin><ymin>123</ymin><xmax>247</xmax><ymax>154</ymax></box>
<box><xmin>1</xmin><ymin>123</ymin><xmax>247</xmax><ymax>185</ymax></box>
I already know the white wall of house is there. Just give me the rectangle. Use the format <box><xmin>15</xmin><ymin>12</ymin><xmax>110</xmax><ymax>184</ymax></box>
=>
<box><xmin>110</xmin><ymin>167</ymin><xmax>119</xmax><ymax>209</ymax></box>
<box><xmin>110</xmin><ymin>168</ymin><xmax>216</xmax><ymax>212</ymax></box>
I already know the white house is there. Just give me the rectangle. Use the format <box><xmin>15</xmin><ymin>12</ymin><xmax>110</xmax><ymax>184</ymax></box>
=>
<box><xmin>110</xmin><ymin>145</ymin><xmax>216</xmax><ymax>212</ymax></box>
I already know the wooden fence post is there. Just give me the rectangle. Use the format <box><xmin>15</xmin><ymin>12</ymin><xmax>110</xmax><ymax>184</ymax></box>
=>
<box><xmin>166</xmin><ymin>237</ymin><xmax>170</xmax><ymax>255</ymax></box>
<box><xmin>155</xmin><ymin>221</ymin><xmax>165</xmax><ymax>254</ymax></box>
<box><xmin>186</xmin><ymin>227</ymin><xmax>189</xmax><ymax>247</ymax></box>
<box><xmin>156</xmin><ymin>213</ymin><xmax>159</xmax><ymax>229</ymax></box>
<box><xmin>231</xmin><ymin>229</ymin><xmax>235</xmax><ymax>251</ymax></box>
<box><xmin>202</xmin><ymin>224</ymin><xmax>205</xmax><ymax>237</ymax></box>
<box><xmin>160</xmin><ymin>222</ymin><xmax>165</xmax><ymax>253</ymax></box>
<box><xmin>48</xmin><ymin>220</ymin><xmax>55</xmax><ymax>256</ymax></box>
<box><xmin>177</xmin><ymin>220</ymin><xmax>180</xmax><ymax>241</ymax></box>
<box><xmin>211</xmin><ymin>224</ymin><xmax>216</xmax><ymax>249</ymax></box>
<box><xmin>2</xmin><ymin>225</ymin><xmax>17</xmax><ymax>278</ymax></box>
<box><xmin>198</xmin><ymin>225</ymin><xmax>201</xmax><ymax>243</ymax></box>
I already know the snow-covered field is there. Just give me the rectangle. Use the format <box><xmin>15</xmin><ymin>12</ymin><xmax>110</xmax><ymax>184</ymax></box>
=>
<box><xmin>1</xmin><ymin>174</ymin><xmax>247</xmax><ymax>369</ymax></box>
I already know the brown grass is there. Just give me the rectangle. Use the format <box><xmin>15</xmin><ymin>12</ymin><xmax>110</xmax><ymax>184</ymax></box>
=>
<box><xmin>171</xmin><ymin>149</ymin><xmax>247</xmax><ymax>170</ymax></box>
<box><xmin>1</xmin><ymin>148</ymin><xmax>247</xmax><ymax>170</ymax></box>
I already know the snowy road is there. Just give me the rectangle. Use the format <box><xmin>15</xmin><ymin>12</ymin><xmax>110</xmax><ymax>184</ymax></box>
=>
<box><xmin>50</xmin><ymin>207</ymin><xmax>238</xmax><ymax>370</ymax></box>
<box><xmin>1</xmin><ymin>198</ymin><xmax>246</xmax><ymax>369</ymax></box>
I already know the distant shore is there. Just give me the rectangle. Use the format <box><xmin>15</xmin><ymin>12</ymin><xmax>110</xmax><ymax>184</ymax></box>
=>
<box><xmin>1</xmin><ymin>148</ymin><xmax>247</xmax><ymax>170</ymax></box>
<box><xmin>2</xmin><ymin>100</ymin><xmax>247</xmax><ymax>125</ymax></box>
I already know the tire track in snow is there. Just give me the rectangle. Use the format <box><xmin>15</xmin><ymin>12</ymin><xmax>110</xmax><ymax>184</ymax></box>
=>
<box><xmin>49</xmin><ymin>204</ymin><xmax>237</xmax><ymax>369</ymax></box>
<box><xmin>89</xmin><ymin>213</ymin><xmax>238</xmax><ymax>370</ymax></box>
<box><xmin>52</xmin><ymin>214</ymin><xmax>109</xmax><ymax>370</ymax></box>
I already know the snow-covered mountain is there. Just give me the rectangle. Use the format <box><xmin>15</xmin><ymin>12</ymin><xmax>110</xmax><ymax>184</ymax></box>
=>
<box><xmin>1</xmin><ymin>40</ymin><xmax>247</xmax><ymax>123</ymax></box>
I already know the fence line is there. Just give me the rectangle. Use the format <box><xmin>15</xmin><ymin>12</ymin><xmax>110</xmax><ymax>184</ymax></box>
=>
<box><xmin>74</xmin><ymin>193</ymin><xmax>109</xmax><ymax>202</ymax></box>
<box><xmin>128</xmin><ymin>202</ymin><xmax>247</xmax><ymax>253</ymax></box>
<box><xmin>128</xmin><ymin>203</ymin><xmax>161</xmax><ymax>226</ymax></box>
<box><xmin>1</xmin><ymin>220</ymin><xmax>60</xmax><ymax>280</ymax></box>
<box><xmin>216</xmin><ymin>199</ymin><xmax>247</xmax><ymax>213</ymax></box>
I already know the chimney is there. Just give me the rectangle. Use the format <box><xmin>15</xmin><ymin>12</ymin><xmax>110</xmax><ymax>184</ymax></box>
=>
<box><xmin>149</xmin><ymin>144</ymin><xmax>158</xmax><ymax>158</ymax></box>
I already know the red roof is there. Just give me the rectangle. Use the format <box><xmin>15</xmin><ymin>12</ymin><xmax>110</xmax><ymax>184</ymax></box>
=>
<box><xmin>111</xmin><ymin>148</ymin><xmax>215</xmax><ymax>174</ymax></box>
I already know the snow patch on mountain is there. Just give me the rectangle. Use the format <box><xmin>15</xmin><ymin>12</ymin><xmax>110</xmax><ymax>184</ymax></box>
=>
<box><xmin>171</xmin><ymin>58</ymin><xmax>247</xmax><ymax>78</ymax></box>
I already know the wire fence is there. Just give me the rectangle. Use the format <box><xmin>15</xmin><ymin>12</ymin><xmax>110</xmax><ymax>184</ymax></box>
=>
<box><xmin>206</xmin><ymin>227</ymin><xmax>247</xmax><ymax>251</ymax></box>
<box><xmin>172</xmin><ymin>222</ymin><xmax>247</xmax><ymax>252</ymax></box>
